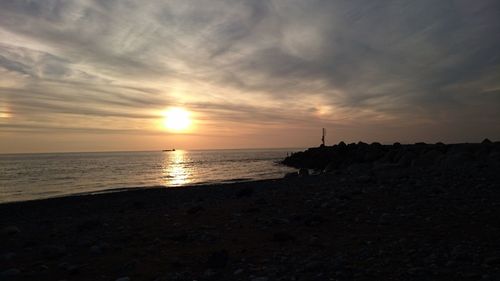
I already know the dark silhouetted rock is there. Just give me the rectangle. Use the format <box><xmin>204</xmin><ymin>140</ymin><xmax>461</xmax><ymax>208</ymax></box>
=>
<box><xmin>41</xmin><ymin>245</ymin><xmax>67</xmax><ymax>259</ymax></box>
<box><xmin>168</xmin><ymin>232</ymin><xmax>189</xmax><ymax>243</ymax></box>
<box><xmin>252</xmin><ymin>277</ymin><xmax>269</xmax><ymax>281</ymax></box>
<box><xmin>1</xmin><ymin>226</ymin><xmax>20</xmax><ymax>236</ymax></box>
<box><xmin>398</xmin><ymin>151</ymin><xmax>417</xmax><ymax>167</ymax></box>
<box><xmin>271</xmin><ymin>232</ymin><xmax>295</xmax><ymax>242</ymax></box>
<box><xmin>207</xmin><ymin>250</ymin><xmax>229</xmax><ymax>269</ymax></box>
<box><xmin>186</xmin><ymin>205</ymin><xmax>204</xmax><ymax>215</ymax></box>
<box><xmin>482</xmin><ymin>138</ymin><xmax>492</xmax><ymax>144</ymax></box>
<box><xmin>1</xmin><ymin>268</ymin><xmax>20</xmax><ymax>276</ymax></box>
<box><xmin>77</xmin><ymin>218</ymin><xmax>103</xmax><ymax>232</ymax></box>
<box><xmin>236</xmin><ymin>187</ymin><xmax>254</xmax><ymax>198</ymax></box>
<box><xmin>299</xmin><ymin>168</ymin><xmax>309</xmax><ymax>177</ymax></box>
<box><xmin>412</xmin><ymin>150</ymin><xmax>443</xmax><ymax>167</ymax></box>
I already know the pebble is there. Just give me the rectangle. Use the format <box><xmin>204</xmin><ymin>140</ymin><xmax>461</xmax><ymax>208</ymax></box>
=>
<box><xmin>1</xmin><ymin>252</ymin><xmax>16</xmax><ymax>261</ymax></box>
<box><xmin>233</xmin><ymin>268</ymin><xmax>244</xmax><ymax>275</ymax></box>
<box><xmin>1</xmin><ymin>268</ymin><xmax>20</xmax><ymax>276</ymax></box>
<box><xmin>67</xmin><ymin>265</ymin><xmax>80</xmax><ymax>274</ymax></box>
<box><xmin>1</xmin><ymin>226</ymin><xmax>20</xmax><ymax>235</ymax></box>
<box><xmin>251</xmin><ymin>277</ymin><xmax>269</xmax><ymax>281</ymax></box>
<box><xmin>90</xmin><ymin>245</ymin><xmax>103</xmax><ymax>255</ymax></box>
<box><xmin>203</xmin><ymin>269</ymin><xmax>215</xmax><ymax>277</ymax></box>
<box><xmin>483</xmin><ymin>257</ymin><xmax>500</xmax><ymax>265</ymax></box>
<box><xmin>271</xmin><ymin>232</ymin><xmax>295</xmax><ymax>242</ymax></box>
<box><xmin>207</xmin><ymin>250</ymin><xmax>229</xmax><ymax>269</ymax></box>
<box><xmin>41</xmin><ymin>245</ymin><xmax>67</xmax><ymax>259</ymax></box>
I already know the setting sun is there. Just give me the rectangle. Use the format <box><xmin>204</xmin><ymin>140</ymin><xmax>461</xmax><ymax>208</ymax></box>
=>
<box><xmin>163</xmin><ymin>107</ymin><xmax>191</xmax><ymax>131</ymax></box>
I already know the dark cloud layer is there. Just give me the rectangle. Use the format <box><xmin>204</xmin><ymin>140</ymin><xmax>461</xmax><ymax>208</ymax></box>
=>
<box><xmin>1</xmin><ymin>0</ymin><xmax>500</xmax><ymax>151</ymax></box>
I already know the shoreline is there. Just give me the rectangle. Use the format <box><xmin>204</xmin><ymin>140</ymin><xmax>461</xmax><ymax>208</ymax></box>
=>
<box><xmin>0</xmin><ymin>177</ymin><xmax>284</xmax><ymax>205</ymax></box>
<box><xmin>0</xmin><ymin>177</ymin><xmax>280</xmax><ymax>206</ymax></box>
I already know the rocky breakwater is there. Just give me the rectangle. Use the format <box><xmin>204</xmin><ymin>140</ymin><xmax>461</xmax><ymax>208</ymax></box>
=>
<box><xmin>282</xmin><ymin>139</ymin><xmax>500</xmax><ymax>179</ymax></box>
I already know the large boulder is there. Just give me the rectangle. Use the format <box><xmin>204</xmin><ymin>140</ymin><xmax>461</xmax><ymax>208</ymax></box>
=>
<box><xmin>412</xmin><ymin>150</ymin><xmax>444</xmax><ymax>167</ymax></box>
<box><xmin>299</xmin><ymin>168</ymin><xmax>309</xmax><ymax>177</ymax></box>
<box><xmin>397</xmin><ymin>151</ymin><xmax>417</xmax><ymax>167</ymax></box>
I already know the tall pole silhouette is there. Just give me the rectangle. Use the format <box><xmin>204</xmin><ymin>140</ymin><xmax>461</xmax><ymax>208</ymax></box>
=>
<box><xmin>321</xmin><ymin>128</ymin><xmax>326</xmax><ymax>147</ymax></box>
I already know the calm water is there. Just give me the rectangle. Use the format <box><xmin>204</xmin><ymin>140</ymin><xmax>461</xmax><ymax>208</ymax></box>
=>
<box><xmin>0</xmin><ymin>149</ymin><xmax>299</xmax><ymax>203</ymax></box>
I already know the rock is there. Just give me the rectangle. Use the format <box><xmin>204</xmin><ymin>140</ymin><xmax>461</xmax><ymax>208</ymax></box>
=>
<box><xmin>122</xmin><ymin>259</ymin><xmax>139</xmax><ymax>272</ymax></box>
<box><xmin>115</xmin><ymin>277</ymin><xmax>130</xmax><ymax>281</ymax></box>
<box><xmin>203</xmin><ymin>269</ymin><xmax>215</xmax><ymax>278</ymax></box>
<box><xmin>450</xmin><ymin>245</ymin><xmax>471</xmax><ymax>261</ymax></box>
<box><xmin>408</xmin><ymin>266</ymin><xmax>425</xmax><ymax>275</ymax></box>
<box><xmin>412</xmin><ymin>150</ymin><xmax>443</xmax><ymax>167</ymax></box>
<box><xmin>1</xmin><ymin>268</ymin><xmax>20</xmax><ymax>276</ymax></box>
<box><xmin>356</xmin><ymin>175</ymin><xmax>372</xmax><ymax>183</ymax></box>
<box><xmin>41</xmin><ymin>245</ymin><xmax>67</xmax><ymax>259</ymax></box>
<box><xmin>347</xmin><ymin>163</ymin><xmax>372</xmax><ymax>176</ymax></box>
<box><xmin>233</xmin><ymin>268</ymin><xmax>244</xmax><ymax>275</ymax></box>
<box><xmin>236</xmin><ymin>187</ymin><xmax>254</xmax><ymax>198</ymax></box>
<box><xmin>207</xmin><ymin>250</ymin><xmax>229</xmax><ymax>269</ymax></box>
<box><xmin>76</xmin><ymin>218</ymin><xmax>103</xmax><ymax>232</ymax></box>
<box><xmin>364</xmin><ymin>149</ymin><xmax>382</xmax><ymax>162</ymax></box>
<box><xmin>303</xmin><ymin>261</ymin><xmax>324</xmax><ymax>272</ymax></box>
<box><xmin>1</xmin><ymin>226</ymin><xmax>20</xmax><ymax>235</ymax></box>
<box><xmin>1</xmin><ymin>252</ymin><xmax>15</xmax><ymax>261</ymax></box>
<box><xmin>398</xmin><ymin>151</ymin><xmax>417</xmax><ymax>167</ymax></box>
<box><xmin>168</xmin><ymin>232</ymin><xmax>189</xmax><ymax>243</ymax></box>
<box><xmin>132</xmin><ymin>201</ymin><xmax>145</xmax><ymax>209</ymax></box>
<box><xmin>307</xmin><ymin>235</ymin><xmax>323</xmax><ymax>247</ymax></box>
<box><xmin>251</xmin><ymin>277</ymin><xmax>269</xmax><ymax>281</ymax></box>
<box><xmin>271</xmin><ymin>232</ymin><xmax>295</xmax><ymax>242</ymax></box>
<box><xmin>186</xmin><ymin>205</ymin><xmax>205</xmax><ymax>215</ymax></box>
<box><xmin>483</xmin><ymin>256</ymin><xmax>500</xmax><ymax>265</ymax></box>
<box><xmin>66</xmin><ymin>265</ymin><xmax>80</xmax><ymax>275</ymax></box>
<box><xmin>90</xmin><ymin>245</ymin><xmax>103</xmax><ymax>255</ymax></box>
<box><xmin>304</xmin><ymin>214</ymin><xmax>327</xmax><ymax>226</ymax></box>
<box><xmin>323</xmin><ymin>162</ymin><xmax>337</xmax><ymax>173</ymax></box>
<box><xmin>170</xmin><ymin>258</ymin><xmax>184</xmax><ymax>269</ymax></box>
<box><xmin>299</xmin><ymin>168</ymin><xmax>309</xmax><ymax>177</ymax></box>
<box><xmin>482</xmin><ymin>138</ymin><xmax>492</xmax><ymax>144</ymax></box>
<box><xmin>379</xmin><ymin>213</ymin><xmax>391</xmax><ymax>224</ymax></box>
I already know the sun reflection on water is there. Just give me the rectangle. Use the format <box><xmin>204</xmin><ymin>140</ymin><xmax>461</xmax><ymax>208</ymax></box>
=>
<box><xmin>0</xmin><ymin>104</ymin><xmax>11</xmax><ymax>119</ymax></box>
<box><xmin>162</xmin><ymin>150</ymin><xmax>190</xmax><ymax>186</ymax></box>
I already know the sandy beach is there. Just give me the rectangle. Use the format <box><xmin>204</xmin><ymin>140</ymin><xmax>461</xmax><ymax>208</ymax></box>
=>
<box><xmin>1</xmin><ymin>142</ymin><xmax>500</xmax><ymax>280</ymax></box>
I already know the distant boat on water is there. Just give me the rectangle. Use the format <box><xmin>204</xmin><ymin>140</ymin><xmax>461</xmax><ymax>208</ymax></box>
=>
<box><xmin>162</xmin><ymin>149</ymin><xmax>176</xmax><ymax>152</ymax></box>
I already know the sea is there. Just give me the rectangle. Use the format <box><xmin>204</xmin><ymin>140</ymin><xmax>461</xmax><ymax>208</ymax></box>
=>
<box><xmin>0</xmin><ymin>148</ymin><xmax>300</xmax><ymax>203</ymax></box>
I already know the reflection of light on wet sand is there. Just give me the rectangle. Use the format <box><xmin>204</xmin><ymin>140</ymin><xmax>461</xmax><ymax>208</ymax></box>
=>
<box><xmin>163</xmin><ymin>150</ymin><xmax>190</xmax><ymax>186</ymax></box>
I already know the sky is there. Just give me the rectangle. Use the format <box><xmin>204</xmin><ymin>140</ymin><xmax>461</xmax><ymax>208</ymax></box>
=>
<box><xmin>0</xmin><ymin>0</ymin><xmax>499</xmax><ymax>153</ymax></box>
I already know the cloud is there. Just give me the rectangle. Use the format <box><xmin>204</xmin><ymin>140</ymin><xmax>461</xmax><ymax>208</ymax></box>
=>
<box><xmin>0</xmin><ymin>0</ymin><xmax>499</xmax><ymax>149</ymax></box>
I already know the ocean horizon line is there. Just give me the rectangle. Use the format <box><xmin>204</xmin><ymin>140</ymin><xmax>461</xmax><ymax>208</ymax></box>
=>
<box><xmin>0</xmin><ymin>146</ymin><xmax>307</xmax><ymax>156</ymax></box>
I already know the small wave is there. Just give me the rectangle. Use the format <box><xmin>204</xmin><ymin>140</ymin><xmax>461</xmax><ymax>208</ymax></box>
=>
<box><xmin>219</xmin><ymin>178</ymin><xmax>253</xmax><ymax>183</ymax></box>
